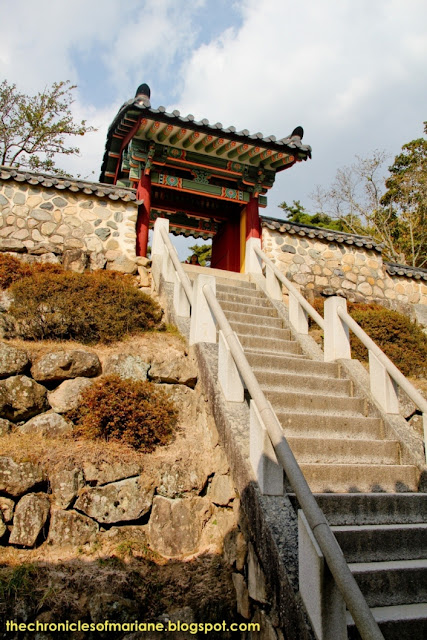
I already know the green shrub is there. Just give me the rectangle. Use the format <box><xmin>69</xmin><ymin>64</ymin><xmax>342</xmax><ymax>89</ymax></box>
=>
<box><xmin>311</xmin><ymin>298</ymin><xmax>427</xmax><ymax>377</ymax></box>
<box><xmin>8</xmin><ymin>270</ymin><xmax>163</xmax><ymax>343</ymax></box>
<box><xmin>68</xmin><ymin>375</ymin><xmax>178</xmax><ymax>451</ymax></box>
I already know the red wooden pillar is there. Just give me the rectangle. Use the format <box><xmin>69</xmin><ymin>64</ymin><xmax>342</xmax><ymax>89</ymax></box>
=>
<box><xmin>136</xmin><ymin>172</ymin><xmax>151</xmax><ymax>257</ymax></box>
<box><xmin>245</xmin><ymin>195</ymin><xmax>261</xmax><ymax>240</ymax></box>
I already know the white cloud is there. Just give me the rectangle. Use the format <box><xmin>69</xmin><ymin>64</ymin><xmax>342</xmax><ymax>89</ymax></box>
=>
<box><xmin>0</xmin><ymin>0</ymin><xmax>426</xmax><ymax>214</ymax></box>
<box><xmin>171</xmin><ymin>0</ymin><xmax>427</xmax><ymax>211</ymax></box>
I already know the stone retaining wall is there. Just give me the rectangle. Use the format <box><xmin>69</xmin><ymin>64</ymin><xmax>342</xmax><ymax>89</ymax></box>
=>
<box><xmin>0</xmin><ymin>167</ymin><xmax>139</xmax><ymax>265</ymax></box>
<box><xmin>262</xmin><ymin>217</ymin><xmax>427</xmax><ymax>310</ymax></box>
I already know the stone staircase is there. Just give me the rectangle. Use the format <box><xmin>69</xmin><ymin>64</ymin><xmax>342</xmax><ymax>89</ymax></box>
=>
<box><xmin>212</xmin><ymin>274</ymin><xmax>427</xmax><ymax>639</ymax></box>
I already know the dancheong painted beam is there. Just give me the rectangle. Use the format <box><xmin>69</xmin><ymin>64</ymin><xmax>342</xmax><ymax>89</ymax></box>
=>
<box><xmin>100</xmin><ymin>84</ymin><xmax>311</xmax><ymax>271</ymax></box>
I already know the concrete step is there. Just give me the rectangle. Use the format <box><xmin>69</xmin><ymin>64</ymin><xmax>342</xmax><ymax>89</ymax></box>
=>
<box><xmin>278</xmin><ymin>411</ymin><xmax>384</xmax><ymax>439</ymax></box>
<box><xmin>311</xmin><ymin>493</ymin><xmax>427</xmax><ymax>526</ymax></box>
<box><xmin>239</xmin><ymin>334</ymin><xmax>302</xmax><ymax>354</ymax></box>
<box><xmin>215</xmin><ymin>281</ymin><xmax>258</xmax><ymax>293</ymax></box>
<box><xmin>349</xmin><ymin>559</ymin><xmax>427</xmax><ymax>607</ymax></box>
<box><xmin>332</xmin><ymin>523</ymin><xmax>427</xmax><ymax>562</ymax></box>
<box><xmin>266</xmin><ymin>389</ymin><xmax>365</xmax><ymax>413</ymax></box>
<box><xmin>287</xmin><ymin>436</ymin><xmax>400</xmax><ymax>465</ymax></box>
<box><xmin>347</xmin><ymin>603</ymin><xmax>427</xmax><ymax>640</ymax></box>
<box><xmin>231</xmin><ymin>322</ymin><xmax>292</xmax><ymax>341</ymax></box>
<box><xmin>225</xmin><ymin>312</ymin><xmax>284</xmax><ymax>329</ymax></box>
<box><xmin>248</xmin><ymin>354</ymin><xmax>341</xmax><ymax>378</ymax></box>
<box><xmin>298</xmin><ymin>463</ymin><xmax>420</xmax><ymax>493</ymax></box>
<box><xmin>256</xmin><ymin>370</ymin><xmax>351</xmax><ymax>395</ymax></box>
<box><xmin>216</xmin><ymin>291</ymin><xmax>272</xmax><ymax>308</ymax></box>
<box><xmin>219</xmin><ymin>301</ymin><xmax>280</xmax><ymax>319</ymax></box>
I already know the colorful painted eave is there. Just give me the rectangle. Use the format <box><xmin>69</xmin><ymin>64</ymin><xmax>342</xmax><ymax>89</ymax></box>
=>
<box><xmin>100</xmin><ymin>98</ymin><xmax>312</xmax><ymax>184</ymax></box>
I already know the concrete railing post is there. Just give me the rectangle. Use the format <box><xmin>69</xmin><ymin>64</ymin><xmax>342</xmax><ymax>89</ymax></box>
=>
<box><xmin>151</xmin><ymin>218</ymin><xmax>169</xmax><ymax>290</ymax></box>
<box><xmin>368</xmin><ymin>350</ymin><xmax>399</xmax><ymax>414</ymax></box>
<box><xmin>324</xmin><ymin>297</ymin><xmax>351</xmax><ymax>362</ymax></box>
<box><xmin>266</xmin><ymin>263</ymin><xmax>282</xmax><ymax>300</ymax></box>
<box><xmin>152</xmin><ymin>217</ymin><xmax>169</xmax><ymax>257</ymax></box>
<box><xmin>249</xmin><ymin>401</ymin><xmax>283</xmax><ymax>496</ymax></box>
<box><xmin>218</xmin><ymin>330</ymin><xmax>245</xmax><ymax>402</ymax></box>
<box><xmin>245</xmin><ymin>237</ymin><xmax>263</xmax><ymax>274</ymax></box>
<box><xmin>289</xmin><ymin>291</ymin><xmax>309</xmax><ymax>334</ymax></box>
<box><xmin>173</xmin><ymin>271</ymin><xmax>190</xmax><ymax>318</ymax></box>
<box><xmin>189</xmin><ymin>275</ymin><xmax>217</xmax><ymax>346</ymax></box>
<box><xmin>299</xmin><ymin>511</ymin><xmax>347</xmax><ymax>640</ymax></box>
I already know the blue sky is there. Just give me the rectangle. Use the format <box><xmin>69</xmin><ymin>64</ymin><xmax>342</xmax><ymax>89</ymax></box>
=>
<box><xmin>1</xmin><ymin>0</ymin><xmax>426</xmax><ymax>257</ymax></box>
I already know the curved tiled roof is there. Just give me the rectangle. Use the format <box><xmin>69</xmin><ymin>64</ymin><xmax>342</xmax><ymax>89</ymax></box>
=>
<box><xmin>385</xmin><ymin>262</ymin><xmax>427</xmax><ymax>281</ymax></box>
<box><xmin>100</xmin><ymin>97</ymin><xmax>312</xmax><ymax>183</ymax></box>
<box><xmin>0</xmin><ymin>166</ymin><xmax>138</xmax><ymax>202</ymax></box>
<box><xmin>261</xmin><ymin>215</ymin><xmax>383</xmax><ymax>252</ymax></box>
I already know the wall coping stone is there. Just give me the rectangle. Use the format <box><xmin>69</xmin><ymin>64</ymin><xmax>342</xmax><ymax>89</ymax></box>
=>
<box><xmin>261</xmin><ymin>214</ymin><xmax>383</xmax><ymax>252</ymax></box>
<box><xmin>0</xmin><ymin>166</ymin><xmax>139</xmax><ymax>203</ymax></box>
<box><xmin>385</xmin><ymin>262</ymin><xmax>427</xmax><ymax>282</ymax></box>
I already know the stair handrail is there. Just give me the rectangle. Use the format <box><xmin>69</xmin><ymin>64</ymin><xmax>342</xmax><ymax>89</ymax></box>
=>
<box><xmin>201</xmin><ymin>282</ymin><xmax>384</xmax><ymax>640</ymax></box>
<box><xmin>159</xmin><ymin>225</ymin><xmax>193</xmax><ymax>307</ymax></box>
<box><xmin>335</xmin><ymin>304</ymin><xmax>427</xmax><ymax>463</ymax></box>
<box><xmin>339</xmin><ymin>306</ymin><xmax>427</xmax><ymax>414</ymax></box>
<box><xmin>253</xmin><ymin>244</ymin><xmax>325</xmax><ymax>330</ymax></box>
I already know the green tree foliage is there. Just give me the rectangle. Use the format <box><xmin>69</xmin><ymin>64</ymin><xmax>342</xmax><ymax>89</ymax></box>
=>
<box><xmin>279</xmin><ymin>200</ymin><xmax>352</xmax><ymax>232</ymax></box>
<box><xmin>0</xmin><ymin>79</ymin><xmax>96</xmax><ymax>175</ymax></box>
<box><xmin>381</xmin><ymin>121</ymin><xmax>427</xmax><ymax>268</ymax></box>
<box><xmin>293</xmin><ymin>127</ymin><xmax>426</xmax><ymax>267</ymax></box>
<box><xmin>186</xmin><ymin>243</ymin><xmax>212</xmax><ymax>266</ymax></box>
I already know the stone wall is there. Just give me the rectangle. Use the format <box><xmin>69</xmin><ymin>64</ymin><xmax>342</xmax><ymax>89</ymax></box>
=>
<box><xmin>262</xmin><ymin>217</ymin><xmax>427</xmax><ymax>310</ymax></box>
<box><xmin>0</xmin><ymin>167</ymin><xmax>140</xmax><ymax>269</ymax></box>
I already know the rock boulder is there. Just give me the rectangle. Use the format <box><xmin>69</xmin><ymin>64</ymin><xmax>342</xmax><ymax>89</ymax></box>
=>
<box><xmin>48</xmin><ymin>377</ymin><xmax>93</xmax><ymax>413</ymax></box>
<box><xmin>0</xmin><ymin>375</ymin><xmax>48</xmax><ymax>422</ymax></box>
<box><xmin>48</xmin><ymin>509</ymin><xmax>98</xmax><ymax>546</ymax></box>
<box><xmin>148</xmin><ymin>496</ymin><xmax>211</xmax><ymax>557</ymax></box>
<box><xmin>50</xmin><ymin>467</ymin><xmax>85</xmax><ymax>508</ymax></box>
<box><xmin>82</xmin><ymin>460</ymin><xmax>143</xmax><ymax>486</ymax></box>
<box><xmin>0</xmin><ymin>456</ymin><xmax>44</xmax><ymax>496</ymax></box>
<box><xmin>31</xmin><ymin>350</ymin><xmax>101</xmax><ymax>383</ymax></box>
<box><xmin>0</xmin><ymin>342</ymin><xmax>29</xmax><ymax>378</ymax></box>
<box><xmin>103</xmin><ymin>354</ymin><xmax>149</xmax><ymax>381</ymax></box>
<box><xmin>149</xmin><ymin>356</ymin><xmax>197</xmax><ymax>388</ymax></box>
<box><xmin>74</xmin><ymin>476</ymin><xmax>155</xmax><ymax>524</ymax></box>
<box><xmin>9</xmin><ymin>493</ymin><xmax>50</xmax><ymax>546</ymax></box>
<box><xmin>19</xmin><ymin>411</ymin><xmax>73</xmax><ymax>437</ymax></box>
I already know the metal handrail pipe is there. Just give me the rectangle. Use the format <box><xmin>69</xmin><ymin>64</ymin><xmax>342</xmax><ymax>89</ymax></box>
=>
<box><xmin>253</xmin><ymin>245</ymin><xmax>325</xmax><ymax>330</ymax></box>
<box><xmin>159</xmin><ymin>226</ymin><xmax>193</xmax><ymax>306</ymax></box>
<box><xmin>202</xmin><ymin>284</ymin><xmax>384</xmax><ymax>640</ymax></box>
<box><xmin>338</xmin><ymin>307</ymin><xmax>427</xmax><ymax>414</ymax></box>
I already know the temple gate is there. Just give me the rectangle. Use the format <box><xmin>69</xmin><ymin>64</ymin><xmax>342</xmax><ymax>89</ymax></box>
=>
<box><xmin>100</xmin><ymin>84</ymin><xmax>311</xmax><ymax>272</ymax></box>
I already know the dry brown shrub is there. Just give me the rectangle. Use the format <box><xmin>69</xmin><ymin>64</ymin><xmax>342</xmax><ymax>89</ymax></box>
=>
<box><xmin>68</xmin><ymin>375</ymin><xmax>178</xmax><ymax>451</ymax></box>
<box><xmin>8</xmin><ymin>270</ymin><xmax>163</xmax><ymax>343</ymax></box>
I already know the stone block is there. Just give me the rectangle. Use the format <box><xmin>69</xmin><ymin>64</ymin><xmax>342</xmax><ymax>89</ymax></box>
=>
<box><xmin>74</xmin><ymin>476</ymin><xmax>155</xmax><ymax>524</ymax></box>
<box><xmin>148</xmin><ymin>495</ymin><xmax>211</xmax><ymax>557</ymax></box>
<box><xmin>0</xmin><ymin>375</ymin><xmax>48</xmax><ymax>422</ymax></box>
<box><xmin>0</xmin><ymin>343</ymin><xmax>29</xmax><ymax>378</ymax></box>
<box><xmin>19</xmin><ymin>411</ymin><xmax>73</xmax><ymax>437</ymax></box>
<box><xmin>232</xmin><ymin>573</ymin><xmax>251</xmax><ymax>619</ymax></box>
<box><xmin>32</xmin><ymin>350</ymin><xmax>101</xmax><ymax>383</ymax></box>
<box><xmin>9</xmin><ymin>493</ymin><xmax>50</xmax><ymax>546</ymax></box>
<box><xmin>103</xmin><ymin>353</ymin><xmax>149</xmax><ymax>381</ymax></box>
<box><xmin>0</xmin><ymin>456</ymin><xmax>44</xmax><ymax>496</ymax></box>
<box><xmin>48</xmin><ymin>508</ymin><xmax>98</xmax><ymax>546</ymax></box>
<box><xmin>48</xmin><ymin>377</ymin><xmax>93</xmax><ymax>413</ymax></box>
